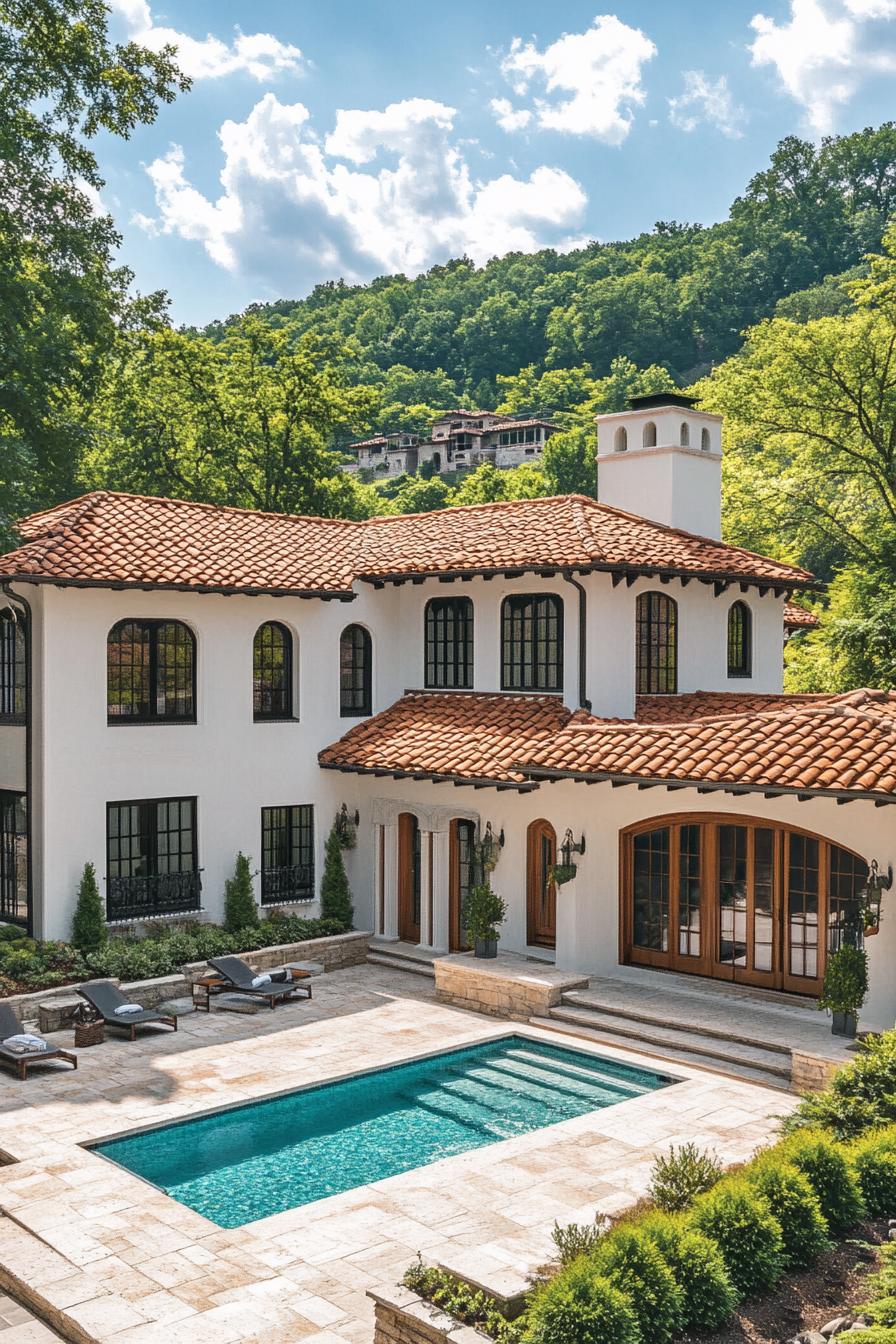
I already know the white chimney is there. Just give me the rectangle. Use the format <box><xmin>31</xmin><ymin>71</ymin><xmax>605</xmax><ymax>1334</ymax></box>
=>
<box><xmin>596</xmin><ymin>393</ymin><xmax>723</xmax><ymax>540</ymax></box>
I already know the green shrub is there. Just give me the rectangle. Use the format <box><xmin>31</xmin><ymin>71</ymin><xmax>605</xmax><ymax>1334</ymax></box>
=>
<box><xmin>72</xmin><ymin>862</ymin><xmax>106</xmax><ymax>950</ymax></box>
<box><xmin>551</xmin><ymin>1214</ymin><xmax>607</xmax><ymax>1266</ymax></box>
<box><xmin>851</xmin><ymin>1128</ymin><xmax>896</xmax><ymax>1217</ymax></box>
<box><xmin>690</xmin><ymin>1178</ymin><xmax>785</xmax><ymax>1298</ymax></box>
<box><xmin>784</xmin><ymin>1029</ymin><xmax>896</xmax><ymax>1140</ymax></box>
<box><xmin>0</xmin><ymin>924</ymin><xmax>23</xmax><ymax>943</ymax></box>
<box><xmin>819</xmin><ymin>943</ymin><xmax>868</xmax><ymax>1015</ymax></box>
<box><xmin>320</xmin><ymin>822</ymin><xmax>353</xmax><ymax>926</ymax></box>
<box><xmin>780</xmin><ymin>1131</ymin><xmax>866</xmax><ymax>1232</ymax></box>
<box><xmin>223</xmin><ymin>853</ymin><xmax>259</xmax><ymax>933</ymax></box>
<box><xmin>524</xmin><ymin>1262</ymin><xmax>639</xmax><ymax>1344</ymax></box>
<box><xmin>592</xmin><ymin>1225</ymin><xmax>684</xmax><ymax>1344</ymax></box>
<box><xmin>867</xmin><ymin>1298</ymin><xmax>896</xmax><ymax>1328</ymax></box>
<box><xmin>637</xmin><ymin>1211</ymin><xmax>737</xmax><ymax>1332</ymax></box>
<box><xmin>871</xmin><ymin>1244</ymin><xmax>896</xmax><ymax>1299</ymax></box>
<box><xmin>844</xmin><ymin>1328</ymin><xmax>896</xmax><ymax>1343</ymax></box>
<box><xmin>647</xmin><ymin>1142</ymin><xmax>723</xmax><ymax>1212</ymax></box>
<box><xmin>746</xmin><ymin>1158</ymin><xmax>831</xmax><ymax>1268</ymax></box>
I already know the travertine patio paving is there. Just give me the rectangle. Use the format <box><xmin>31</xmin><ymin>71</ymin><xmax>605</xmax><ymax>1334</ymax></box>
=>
<box><xmin>0</xmin><ymin>964</ymin><xmax>797</xmax><ymax>1344</ymax></box>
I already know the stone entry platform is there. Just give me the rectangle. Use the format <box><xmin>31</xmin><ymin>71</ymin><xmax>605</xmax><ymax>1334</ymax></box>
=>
<box><xmin>433</xmin><ymin>953</ymin><xmax>589</xmax><ymax>1019</ymax></box>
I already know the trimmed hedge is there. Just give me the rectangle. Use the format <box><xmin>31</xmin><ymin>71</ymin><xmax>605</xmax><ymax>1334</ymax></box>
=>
<box><xmin>850</xmin><ymin>1128</ymin><xmax>896</xmax><ymax>1218</ymax></box>
<box><xmin>591</xmin><ymin>1226</ymin><xmax>684</xmax><ymax>1344</ymax></box>
<box><xmin>637</xmin><ymin>1211</ymin><xmax>737</xmax><ymax>1332</ymax></box>
<box><xmin>746</xmin><ymin>1158</ymin><xmax>831</xmax><ymax>1268</ymax></box>
<box><xmin>690</xmin><ymin>1179</ymin><xmax>785</xmax><ymax>1298</ymax></box>
<box><xmin>780</xmin><ymin>1130</ymin><xmax>866</xmax><ymax>1232</ymax></box>
<box><xmin>523</xmin><ymin>1264</ymin><xmax>639</xmax><ymax>1344</ymax></box>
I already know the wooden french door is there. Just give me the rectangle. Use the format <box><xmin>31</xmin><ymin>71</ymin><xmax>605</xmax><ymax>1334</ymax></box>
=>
<box><xmin>623</xmin><ymin>815</ymin><xmax>868</xmax><ymax>997</ymax></box>
<box><xmin>397</xmin><ymin>812</ymin><xmax>421</xmax><ymax>943</ymax></box>
<box><xmin>527</xmin><ymin>819</ymin><xmax>557</xmax><ymax>948</ymax></box>
<box><xmin>449</xmin><ymin>819</ymin><xmax>475</xmax><ymax>951</ymax></box>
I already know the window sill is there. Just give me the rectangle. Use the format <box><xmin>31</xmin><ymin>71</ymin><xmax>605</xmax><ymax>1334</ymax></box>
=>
<box><xmin>260</xmin><ymin>899</ymin><xmax>314</xmax><ymax>908</ymax></box>
<box><xmin>253</xmin><ymin>716</ymin><xmax>300</xmax><ymax>724</ymax></box>
<box><xmin>340</xmin><ymin>710</ymin><xmax>372</xmax><ymax>719</ymax></box>
<box><xmin>0</xmin><ymin>715</ymin><xmax>25</xmax><ymax>727</ymax></box>
<box><xmin>107</xmin><ymin>718</ymin><xmax>197</xmax><ymax>727</ymax></box>
<box><xmin>726</xmin><ymin>673</ymin><xmax>753</xmax><ymax>680</ymax></box>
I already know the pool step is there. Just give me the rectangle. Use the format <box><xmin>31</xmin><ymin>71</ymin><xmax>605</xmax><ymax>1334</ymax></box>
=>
<box><xmin>366</xmin><ymin>941</ymin><xmax>437</xmax><ymax>978</ymax></box>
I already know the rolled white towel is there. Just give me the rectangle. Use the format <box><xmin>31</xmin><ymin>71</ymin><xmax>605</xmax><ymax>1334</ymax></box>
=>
<box><xmin>250</xmin><ymin>974</ymin><xmax>272</xmax><ymax>988</ymax></box>
<box><xmin>3</xmin><ymin>1034</ymin><xmax>47</xmax><ymax>1052</ymax></box>
<box><xmin>113</xmin><ymin>1003</ymin><xmax>144</xmax><ymax>1016</ymax></box>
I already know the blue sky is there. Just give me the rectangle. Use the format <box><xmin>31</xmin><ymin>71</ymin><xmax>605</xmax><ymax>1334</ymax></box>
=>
<box><xmin>97</xmin><ymin>0</ymin><xmax>896</xmax><ymax>326</ymax></box>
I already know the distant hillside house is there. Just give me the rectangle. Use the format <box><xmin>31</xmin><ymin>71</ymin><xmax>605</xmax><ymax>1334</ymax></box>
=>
<box><xmin>346</xmin><ymin>409</ymin><xmax>558</xmax><ymax>477</ymax></box>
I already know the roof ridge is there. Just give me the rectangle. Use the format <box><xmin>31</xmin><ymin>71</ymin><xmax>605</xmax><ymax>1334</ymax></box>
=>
<box><xmin>20</xmin><ymin>489</ymin><xmax>363</xmax><ymax>532</ymax></box>
<box><xmin>358</xmin><ymin>491</ymin><xmax>589</xmax><ymax>529</ymax></box>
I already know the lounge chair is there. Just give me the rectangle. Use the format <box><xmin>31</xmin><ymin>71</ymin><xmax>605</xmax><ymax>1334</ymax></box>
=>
<box><xmin>77</xmin><ymin>982</ymin><xmax>177</xmax><ymax>1039</ymax></box>
<box><xmin>206</xmin><ymin>956</ymin><xmax>312</xmax><ymax>1009</ymax></box>
<box><xmin>0</xmin><ymin>1003</ymin><xmax>77</xmax><ymax>1081</ymax></box>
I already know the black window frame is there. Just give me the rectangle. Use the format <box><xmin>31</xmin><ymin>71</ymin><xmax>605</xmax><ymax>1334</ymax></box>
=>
<box><xmin>0</xmin><ymin>610</ymin><xmax>26</xmax><ymax>724</ymax></box>
<box><xmin>107</xmin><ymin>619</ymin><xmax>196</xmax><ymax>725</ymax></box>
<box><xmin>0</xmin><ymin>791</ymin><xmax>27</xmax><ymax>926</ymax></box>
<box><xmin>727</xmin><ymin>601</ymin><xmax>752</xmax><ymax>678</ymax></box>
<box><xmin>636</xmin><ymin>591</ymin><xmax>678</xmax><ymax>695</ymax></box>
<box><xmin>501</xmin><ymin>593</ymin><xmax>564</xmax><ymax>693</ymax></box>
<box><xmin>425</xmin><ymin>597</ymin><xmax>474</xmax><ymax>689</ymax></box>
<box><xmin>261</xmin><ymin>804</ymin><xmax>314</xmax><ymax>905</ymax></box>
<box><xmin>340</xmin><ymin>624</ymin><xmax>372</xmax><ymax>717</ymax></box>
<box><xmin>253</xmin><ymin>621</ymin><xmax>295</xmax><ymax>721</ymax></box>
<box><xmin>106</xmin><ymin>795</ymin><xmax>200</xmax><ymax>921</ymax></box>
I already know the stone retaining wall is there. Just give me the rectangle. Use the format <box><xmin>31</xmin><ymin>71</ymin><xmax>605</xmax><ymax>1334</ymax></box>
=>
<box><xmin>791</xmin><ymin>1050</ymin><xmax>841</xmax><ymax>1093</ymax></box>
<box><xmin>370</xmin><ymin>1288</ymin><xmax>489</xmax><ymax>1344</ymax></box>
<box><xmin>433</xmin><ymin>953</ymin><xmax>589</xmax><ymax>1021</ymax></box>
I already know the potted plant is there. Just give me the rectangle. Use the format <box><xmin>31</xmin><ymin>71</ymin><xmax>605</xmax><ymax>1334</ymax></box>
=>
<box><xmin>465</xmin><ymin>883</ymin><xmax>507</xmax><ymax>959</ymax></box>
<box><xmin>549</xmin><ymin>861</ymin><xmax>577</xmax><ymax>887</ymax></box>
<box><xmin>819</xmin><ymin>943</ymin><xmax>868</xmax><ymax>1037</ymax></box>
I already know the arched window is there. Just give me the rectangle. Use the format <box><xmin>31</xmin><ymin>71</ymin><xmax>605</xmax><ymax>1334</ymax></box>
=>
<box><xmin>501</xmin><ymin>594</ymin><xmax>563</xmax><ymax>692</ymax></box>
<box><xmin>701</xmin><ymin>426</ymin><xmax>711</xmax><ymax>451</ymax></box>
<box><xmin>0</xmin><ymin>610</ymin><xmax>26</xmax><ymax>722</ymax></box>
<box><xmin>107</xmin><ymin>620</ymin><xmax>195</xmax><ymax>723</ymax></box>
<box><xmin>425</xmin><ymin>597</ymin><xmax>473</xmax><ymax>689</ymax></box>
<box><xmin>636</xmin><ymin>592</ymin><xmax>677</xmax><ymax>694</ymax></box>
<box><xmin>340</xmin><ymin>624</ymin><xmax>372</xmax><ymax>717</ymax></box>
<box><xmin>253</xmin><ymin>622</ymin><xmax>293</xmax><ymax>720</ymax></box>
<box><xmin>614</xmin><ymin>426</ymin><xmax>628</xmax><ymax>452</ymax></box>
<box><xmin>642</xmin><ymin>421</ymin><xmax>657</xmax><ymax>447</ymax></box>
<box><xmin>679</xmin><ymin>421</ymin><xmax>690</xmax><ymax>447</ymax></box>
<box><xmin>727</xmin><ymin>602</ymin><xmax>752</xmax><ymax>678</ymax></box>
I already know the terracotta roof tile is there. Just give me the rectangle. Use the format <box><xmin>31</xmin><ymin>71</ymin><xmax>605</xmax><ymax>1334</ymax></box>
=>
<box><xmin>784</xmin><ymin>601</ymin><xmax>819</xmax><ymax>630</ymax></box>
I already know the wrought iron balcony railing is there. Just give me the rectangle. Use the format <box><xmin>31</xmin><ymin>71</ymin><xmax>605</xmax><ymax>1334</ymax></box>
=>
<box><xmin>260</xmin><ymin>864</ymin><xmax>313</xmax><ymax>906</ymax></box>
<box><xmin>106</xmin><ymin>870</ymin><xmax>202</xmax><ymax>922</ymax></box>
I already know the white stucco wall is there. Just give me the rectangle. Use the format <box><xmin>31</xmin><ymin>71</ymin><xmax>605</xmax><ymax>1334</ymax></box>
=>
<box><xmin>0</xmin><ymin>726</ymin><xmax>25</xmax><ymax>793</ymax></box>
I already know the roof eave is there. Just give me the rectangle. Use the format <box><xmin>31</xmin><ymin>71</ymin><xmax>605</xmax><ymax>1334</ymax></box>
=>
<box><xmin>317</xmin><ymin>759</ymin><xmax>539</xmax><ymax>792</ymax></box>
<box><xmin>356</xmin><ymin>560</ymin><xmax>820</xmax><ymax>593</ymax></box>
<box><xmin>0</xmin><ymin>574</ymin><xmax>357</xmax><ymax>601</ymax></box>
<box><xmin>519</xmin><ymin>766</ymin><xmax>895</xmax><ymax>805</ymax></box>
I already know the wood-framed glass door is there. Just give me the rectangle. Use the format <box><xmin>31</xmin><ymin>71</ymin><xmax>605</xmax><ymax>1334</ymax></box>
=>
<box><xmin>715</xmin><ymin>823</ymin><xmax>780</xmax><ymax>988</ymax></box>
<box><xmin>449</xmin><ymin>818</ymin><xmax>475</xmax><ymax>951</ymax></box>
<box><xmin>527</xmin><ymin>818</ymin><xmax>557</xmax><ymax>948</ymax></box>
<box><xmin>397</xmin><ymin>811</ymin><xmax>421</xmax><ymax>943</ymax></box>
<box><xmin>630</xmin><ymin>822</ymin><xmax>711</xmax><ymax>975</ymax></box>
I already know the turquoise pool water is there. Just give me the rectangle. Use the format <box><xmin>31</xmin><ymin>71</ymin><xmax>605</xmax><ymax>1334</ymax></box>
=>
<box><xmin>93</xmin><ymin>1036</ymin><xmax>673</xmax><ymax>1227</ymax></box>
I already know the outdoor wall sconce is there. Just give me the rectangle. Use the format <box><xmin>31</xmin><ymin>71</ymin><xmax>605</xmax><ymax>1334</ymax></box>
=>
<box><xmin>335</xmin><ymin>803</ymin><xmax>359</xmax><ymax>848</ymax></box>
<box><xmin>340</xmin><ymin>803</ymin><xmax>360</xmax><ymax>828</ymax></box>
<box><xmin>560</xmin><ymin>828</ymin><xmax>586</xmax><ymax>868</ymax></box>
<box><xmin>475</xmin><ymin>821</ymin><xmax>505</xmax><ymax>877</ymax></box>
<box><xmin>861</xmin><ymin>859</ymin><xmax>892</xmax><ymax>936</ymax></box>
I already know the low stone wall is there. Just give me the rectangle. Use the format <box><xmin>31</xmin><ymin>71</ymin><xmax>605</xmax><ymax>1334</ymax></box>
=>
<box><xmin>180</xmin><ymin>930</ymin><xmax>371</xmax><ymax>981</ymax></box>
<box><xmin>434</xmin><ymin>952</ymin><xmax>589</xmax><ymax>1021</ymax></box>
<box><xmin>370</xmin><ymin>1287</ymin><xmax>489</xmax><ymax>1344</ymax></box>
<box><xmin>791</xmin><ymin>1050</ymin><xmax>841</xmax><ymax>1093</ymax></box>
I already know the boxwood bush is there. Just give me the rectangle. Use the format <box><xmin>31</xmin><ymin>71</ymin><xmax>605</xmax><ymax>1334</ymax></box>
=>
<box><xmin>523</xmin><ymin>1263</ymin><xmax>639</xmax><ymax>1344</ymax></box>
<box><xmin>590</xmin><ymin>1225</ymin><xmax>684</xmax><ymax>1344</ymax></box>
<box><xmin>746</xmin><ymin>1158</ymin><xmax>831</xmax><ymax>1268</ymax></box>
<box><xmin>780</xmin><ymin>1130</ymin><xmax>866</xmax><ymax>1232</ymax></box>
<box><xmin>636</xmin><ymin>1211</ymin><xmax>737</xmax><ymax>1332</ymax></box>
<box><xmin>690</xmin><ymin>1179</ymin><xmax>785</xmax><ymax>1298</ymax></box>
<box><xmin>850</xmin><ymin>1127</ymin><xmax>896</xmax><ymax>1218</ymax></box>
<box><xmin>784</xmin><ymin>1030</ymin><xmax>896</xmax><ymax>1140</ymax></box>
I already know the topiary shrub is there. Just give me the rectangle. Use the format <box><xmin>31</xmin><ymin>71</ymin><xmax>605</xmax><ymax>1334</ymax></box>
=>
<box><xmin>784</xmin><ymin>1029</ymin><xmax>896</xmax><ymax>1140</ymax></box>
<box><xmin>320</xmin><ymin>821</ymin><xmax>353</xmax><ymax>926</ymax></box>
<box><xmin>850</xmin><ymin>1128</ymin><xmax>896</xmax><ymax>1217</ymax></box>
<box><xmin>780</xmin><ymin>1130</ymin><xmax>866</xmax><ymax>1233</ymax></box>
<box><xmin>223</xmin><ymin>853</ymin><xmax>259</xmax><ymax>933</ymax></box>
<box><xmin>648</xmin><ymin>1142</ymin><xmax>723</xmax><ymax>1212</ymax></box>
<box><xmin>523</xmin><ymin>1262</ymin><xmax>639</xmax><ymax>1344</ymax></box>
<box><xmin>72</xmin><ymin>861</ymin><xmax>106</xmax><ymax>950</ymax></box>
<box><xmin>690</xmin><ymin>1178</ymin><xmax>785</xmax><ymax>1299</ymax></box>
<box><xmin>591</xmin><ymin>1225</ymin><xmax>684</xmax><ymax>1344</ymax></box>
<box><xmin>637</xmin><ymin>1211</ymin><xmax>737</xmax><ymax>1332</ymax></box>
<box><xmin>746</xmin><ymin>1158</ymin><xmax>831</xmax><ymax>1268</ymax></box>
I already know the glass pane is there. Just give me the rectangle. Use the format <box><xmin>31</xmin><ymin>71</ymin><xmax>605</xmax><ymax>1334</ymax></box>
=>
<box><xmin>789</xmin><ymin>835</ymin><xmax>819</xmax><ymax>978</ymax></box>
<box><xmin>828</xmin><ymin>846</ymin><xmax>869</xmax><ymax>950</ymax></box>
<box><xmin>677</xmin><ymin>824</ymin><xmax>701</xmax><ymax>957</ymax></box>
<box><xmin>718</xmin><ymin>825</ymin><xmax>747</xmax><ymax>966</ymax></box>
<box><xmin>633</xmin><ymin>828</ymin><xmax>669</xmax><ymax>951</ymax></box>
<box><xmin>753</xmin><ymin>828</ymin><xmax>775</xmax><ymax>972</ymax></box>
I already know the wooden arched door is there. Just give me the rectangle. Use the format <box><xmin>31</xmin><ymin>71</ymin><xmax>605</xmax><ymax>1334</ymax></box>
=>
<box><xmin>397</xmin><ymin>812</ymin><xmax>421</xmax><ymax>943</ymax></box>
<box><xmin>527</xmin><ymin>819</ymin><xmax>557</xmax><ymax>948</ymax></box>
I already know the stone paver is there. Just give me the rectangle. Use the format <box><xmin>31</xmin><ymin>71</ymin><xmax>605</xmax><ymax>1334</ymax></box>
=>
<box><xmin>0</xmin><ymin>964</ymin><xmax>798</xmax><ymax>1343</ymax></box>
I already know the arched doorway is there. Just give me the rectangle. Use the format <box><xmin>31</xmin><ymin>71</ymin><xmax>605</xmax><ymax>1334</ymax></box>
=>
<box><xmin>397</xmin><ymin>812</ymin><xmax>421</xmax><ymax>943</ymax></box>
<box><xmin>527</xmin><ymin>819</ymin><xmax>557</xmax><ymax>948</ymax></box>
<box><xmin>449</xmin><ymin>819</ymin><xmax>475</xmax><ymax>951</ymax></box>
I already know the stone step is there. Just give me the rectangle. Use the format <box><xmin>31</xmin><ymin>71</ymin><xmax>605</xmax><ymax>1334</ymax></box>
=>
<box><xmin>561</xmin><ymin>988</ymin><xmax>794</xmax><ymax>1055</ymax></box>
<box><xmin>542</xmin><ymin>1005</ymin><xmax>792</xmax><ymax>1085</ymax></box>
<box><xmin>366</xmin><ymin>951</ymin><xmax>436</xmax><ymax>978</ymax></box>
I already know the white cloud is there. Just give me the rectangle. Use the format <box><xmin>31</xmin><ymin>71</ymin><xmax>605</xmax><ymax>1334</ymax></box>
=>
<box><xmin>136</xmin><ymin>94</ymin><xmax>588</xmax><ymax>286</ymax></box>
<box><xmin>668</xmin><ymin>71</ymin><xmax>745</xmax><ymax>137</ymax></box>
<box><xmin>492</xmin><ymin>15</ymin><xmax>657</xmax><ymax>143</ymax></box>
<box><xmin>108</xmin><ymin>0</ymin><xmax>305</xmax><ymax>81</ymax></box>
<box><xmin>749</xmin><ymin>0</ymin><xmax>896</xmax><ymax>134</ymax></box>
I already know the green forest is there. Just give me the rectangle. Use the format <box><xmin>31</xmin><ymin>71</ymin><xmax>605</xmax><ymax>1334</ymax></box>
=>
<box><xmin>3</xmin><ymin>0</ymin><xmax>896</xmax><ymax>691</ymax></box>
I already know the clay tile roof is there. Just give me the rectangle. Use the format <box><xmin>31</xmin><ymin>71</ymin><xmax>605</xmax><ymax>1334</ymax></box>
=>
<box><xmin>784</xmin><ymin>601</ymin><xmax>820</xmax><ymax>630</ymax></box>
<box><xmin>318</xmin><ymin>690</ymin><xmax>572</xmax><ymax>788</ymax></box>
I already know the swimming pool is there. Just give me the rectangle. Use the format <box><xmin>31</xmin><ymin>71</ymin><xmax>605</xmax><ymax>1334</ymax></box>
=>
<box><xmin>93</xmin><ymin>1035</ymin><xmax>675</xmax><ymax>1227</ymax></box>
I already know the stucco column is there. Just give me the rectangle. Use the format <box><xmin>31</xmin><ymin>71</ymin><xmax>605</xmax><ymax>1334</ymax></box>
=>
<box><xmin>430</xmin><ymin>828</ymin><xmax>451</xmax><ymax>954</ymax></box>
<box><xmin>382</xmin><ymin>819</ymin><xmax>399</xmax><ymax>940</ymax></box>
<box><xmin>419</xmin><ymin>829</ymin><xmax>433</xmax><ymax>948</ymax></box>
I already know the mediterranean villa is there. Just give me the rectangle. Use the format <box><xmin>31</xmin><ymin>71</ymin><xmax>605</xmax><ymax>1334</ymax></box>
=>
<box><xmin>1</xmin><ymin>390</ymin><xmax>894</xmax><ymax>1029</ymax></box>
<box><xmin>345</xmin><ymin>407</ymin><xmax>558</xmax><ymax>476</ymax></box>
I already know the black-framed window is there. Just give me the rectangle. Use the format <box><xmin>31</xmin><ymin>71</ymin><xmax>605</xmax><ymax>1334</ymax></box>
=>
<box><xmin>0</xmin><ymin>611</ymin><xmax>25</xmax><ymax>723</ymax></box>
<box><xmin>106</xmin><ymin>796</ymin><xmax>200</xmax><ymax>921</ymax></box>
<box><xmin>727</xmin><ymin>601</ymin><xmax>752</xmax><ymax>678</ymax></box>
<box><xmin>636</xmin><ymin>591</ymin><xmax>678</xmax><ymax>694</ymax></box>
<box><xmin>340</xmin><ymin>624</ymin><xmax>372</xmax><ymax>716</ymax></box>
<box><xmin>425</xmin><ymin>598</ymin><xmax>473</xmax><ymax>689</ymax></box>
<box><xmin>0</xmin><ymin>792</ymin><xmax>27</xmax><ymax>925</ymax></box>
<box><xmin>253</xmin><ymin>622</ymin><xmax>294</xmax><ymax>719</ymax></box>
<box><xmin>501</xmin><ymin>594</ymin><xmax>563</xmax><ymax>692</ymax></box>
<box><xmin>261</xmin><ymin>805</ymin><xmax>314</xmax><ymax>904</ymax></box>
<box><xmin>107</xmin><ymin>620</ymin><xmax>195</xmax><ymax>723</ymax></box>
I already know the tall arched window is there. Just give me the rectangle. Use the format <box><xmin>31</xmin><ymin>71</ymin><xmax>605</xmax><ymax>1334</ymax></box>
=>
<box><xmin>340</xmin><ymin>624</ymin><xmax>372</xmax><ymax>717</ymax></box>
<box><xmin>425</xmin><ymin>597</ymin><xmax>473</xmax><ymax>689</ymax></box>
<box><xmin>701</xmin><ymin>426</ymin><xmax>711</xmax><ymax>451</ymax></box>
<box><xmin>614</xmin><ymin>426</ymin><xmax>628</xmax><ymax>452</ymax></box>
<box><xmin>642</xmin><ymin>421</ymin><xmax>657</xmax><ymax>447</ymax></box>
<box><xmin>727</xmin><ymin>602</ymin><xmax>752</xmax><ymax>678</ymax></box>
<box><xmin>501</xmin><ymin>594</ymin><xmax>563</xmax><ymax>692</ymax></box>
<box><xmin>0</xmin><ymin>610</ymin><xmax>26</xmax><ymax>722</ymax></box>
<box><xmin>679</xmin><ymin>421</ymin><xmax>690</xmax><ymax>447</ymax></box>
<box><xmin>253</xmin><ymin>622</ymin><xmax>293</xmax><ymax>720</ymax></box>
<box><xmin>636</xmin><ymin>592</ymin><xmax>677</xmax><ymax>694</ymax></box>
<box><xmin>107</xmin><ymin>620</ymin><xmax>195</xmax><ymax>723</ymax></box>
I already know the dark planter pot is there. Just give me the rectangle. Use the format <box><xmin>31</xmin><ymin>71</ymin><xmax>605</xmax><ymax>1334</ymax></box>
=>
<box><xmin>831</xmin><ymin>1010</ymin><xmax>858</xmax><ymax>1038</ymax></box>
<box><xmin>474</xmin><ymin>937</ymin><xmax>498</xmax><ymax>959</ymax></box>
